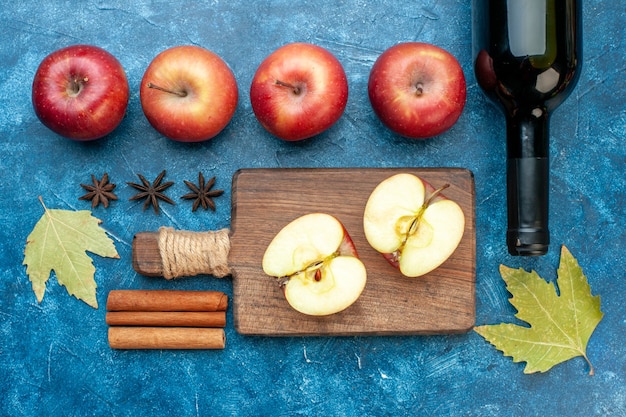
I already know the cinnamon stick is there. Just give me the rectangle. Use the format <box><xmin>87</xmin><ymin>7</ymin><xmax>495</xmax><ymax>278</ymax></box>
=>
<box><xmin>106</xmin><ymin>311</ymin><xmax>226</xmax><ymax>327</ymax></box>
<box><xmin>108</xmin><ymin>327</ymin><xmax>225</xmax><ymax>350</ymax></box>
<box><xmin>106</xmin><ymin>290</ymin><xmax>228</xmax><ymax>312</ymax></box>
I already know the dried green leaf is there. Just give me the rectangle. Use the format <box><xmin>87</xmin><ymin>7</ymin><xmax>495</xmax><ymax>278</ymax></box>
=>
<box><xmin>22</xmin><ymin>197</ymin><xmax>119</xmax><ymax>308</ymax></box>
<box><xmin>475</xmin><ymin>246</ymin><xmax>603</xmax><ymax>375</ymax></box>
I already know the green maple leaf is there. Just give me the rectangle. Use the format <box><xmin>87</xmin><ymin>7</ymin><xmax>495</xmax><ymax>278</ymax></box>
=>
<box><xmin>475</xmin><ymin>245</ymin><xmax>603</xmax><ymax>375</ymax></box>
<box><xmin>23</xmin><ymin>197</ymin><xmax>119</xmax><ymax>308</ymax></box>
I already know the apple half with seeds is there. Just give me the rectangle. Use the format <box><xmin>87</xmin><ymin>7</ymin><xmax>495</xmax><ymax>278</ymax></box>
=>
<box><xmin>363</xmin><ymin>173</ymin><xmax>465</xmax><ymax>278</ymax></box>
<box><xmin>262</xmin><ymin>213</ymin><xmax>367</xmax><ymax>316</ymax></box>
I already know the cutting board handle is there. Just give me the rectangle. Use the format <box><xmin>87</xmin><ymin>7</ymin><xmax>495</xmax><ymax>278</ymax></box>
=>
<box><xmin>132</xmin><ymin>227</ymin><xmax>231</xmax><ymax>279</ymax></box>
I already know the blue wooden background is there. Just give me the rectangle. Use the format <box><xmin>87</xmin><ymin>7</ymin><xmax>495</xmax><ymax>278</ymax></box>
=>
<box><xmin>0</xmin><ymin>1</ymin><xmax>624</xmax><ymax>416</ymax></box>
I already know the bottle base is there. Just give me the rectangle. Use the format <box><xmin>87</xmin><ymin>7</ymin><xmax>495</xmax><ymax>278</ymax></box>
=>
<box><xmin>507</xmin><ymin>229</ymin><xmax>549</xmax><ymax>256</ymax></box>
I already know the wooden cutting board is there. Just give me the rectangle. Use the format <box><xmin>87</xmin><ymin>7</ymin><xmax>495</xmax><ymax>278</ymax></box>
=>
<box><xmin>229</xmin><ymin>168</ymin><xmax>475</xmax><ymax>336</ymax></box>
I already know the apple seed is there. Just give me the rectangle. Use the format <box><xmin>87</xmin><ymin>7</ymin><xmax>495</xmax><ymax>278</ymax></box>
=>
<box><xmin>277</xmin><ymin>258</ymin><xmax>331</xmax><ymax>286</ymax></box>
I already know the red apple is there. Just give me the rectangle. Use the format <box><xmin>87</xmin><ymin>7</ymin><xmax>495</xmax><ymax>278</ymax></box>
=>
<box><xmin>262</xmin><ymin>213</ymin><xmax>367</xmax><ymax>316</ymax></box>
<box><xmin>249</xmin><ymin>42</ymin><xmax>348</xmax><ymax>141</ymax></box>
<box><xmin>363</xmin><ymin>173</ymin><xmax>465</xmax><ymax>277</ymax></box>
<box><xmin>368</xmin><ymin>42</ymin><xmax>466</xmax><ymax>139</ymax></box>
<box><xmin>140</xmin><ymin>45</ymin><xmax>238</xmax><ymax>142</ymax></box>
<box><xmin>31</xmin><ymin>44</ymin><xmax>129</xmax><ymax>141</ymax></box>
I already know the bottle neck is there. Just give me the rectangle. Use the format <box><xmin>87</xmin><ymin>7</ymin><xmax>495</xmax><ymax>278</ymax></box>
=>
<box><xmin>504</xmin><ymin>107</ymin><xmax>551</xmax><ymax>256</ymax></box>
<box><xmin>506</xmin><ymin>107</ymin><xmax>549</xmax><ymax>159</ymax></box>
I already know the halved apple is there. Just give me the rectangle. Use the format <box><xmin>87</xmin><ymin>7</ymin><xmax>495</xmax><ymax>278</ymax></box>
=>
<box><xmin>262</xmin><ymin>213</ymin><xmax>367</xmax><ymax>316</ymax></box>
<box><xmin>363</xmin><ymin>173</ymin><xmax>465</xmax><ymax>277</ymax></box>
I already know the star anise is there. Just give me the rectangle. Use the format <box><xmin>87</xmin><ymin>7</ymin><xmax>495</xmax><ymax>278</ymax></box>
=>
<box><xmin>79</xmin><ymin>173</ymin><xmax>118</xmax><ymax>208</ymax></box>
<box><xmin>181</xmin><ymin>172</ymin><xmax>224</xmax><ymax>212</ymax></box>
<box><xmin>127</xmin><ymin>170</ymin><xmax>175</xmax><ymax>214</ymax></box>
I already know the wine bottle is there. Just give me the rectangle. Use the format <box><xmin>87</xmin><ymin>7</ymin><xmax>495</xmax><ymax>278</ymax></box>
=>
<box><xmin>472</xmin><ymin>0</ymin><xmax>582</xmax><ymax>256</ymax></box>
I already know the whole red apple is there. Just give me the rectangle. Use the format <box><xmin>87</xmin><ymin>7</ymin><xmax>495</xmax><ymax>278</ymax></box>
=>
<box><xmin>368</xmin><ymin>42</ymin><xmax>466</xmax><ymax>139</ymax></box>
<box><xmin>249</xmin><ymin>42</ymin><xmax>348</xmax><ymax>141</ymax></box>
<box><xmin>31</xmin><ymin>44</ymin><xmax>129</xmax><ymax>141</ymax></box>
<box><xmin>140</xmin><ymin>45</ymin><xmax>238</xmax><ymax>142</ymax></box>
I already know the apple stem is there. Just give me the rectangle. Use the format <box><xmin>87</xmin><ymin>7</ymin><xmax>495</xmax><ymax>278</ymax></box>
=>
<box><xmin>405</xmin><ymin>183</ymin><xmax>451</xmax><ymax>241</ymax></box>
<box><xmin>147</xmin><ymin>82</ymin><xmax>187</xmax><ymax>97</ymax></box>
<box><xmin>275</xmin><ymin>80</ymin><xmax>302</xmax><ymax>95</ymax></box>
<box><xmin>424</xmin><ymin>183</ymin><xmax>450</xmax><ymax>207</ymax></box>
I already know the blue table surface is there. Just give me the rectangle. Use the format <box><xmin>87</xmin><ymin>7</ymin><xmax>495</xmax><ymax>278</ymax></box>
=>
<box><xmin>1</xmin><ymin>1</ymin><xmax>624</xmax><ymax>416</ymax></box>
